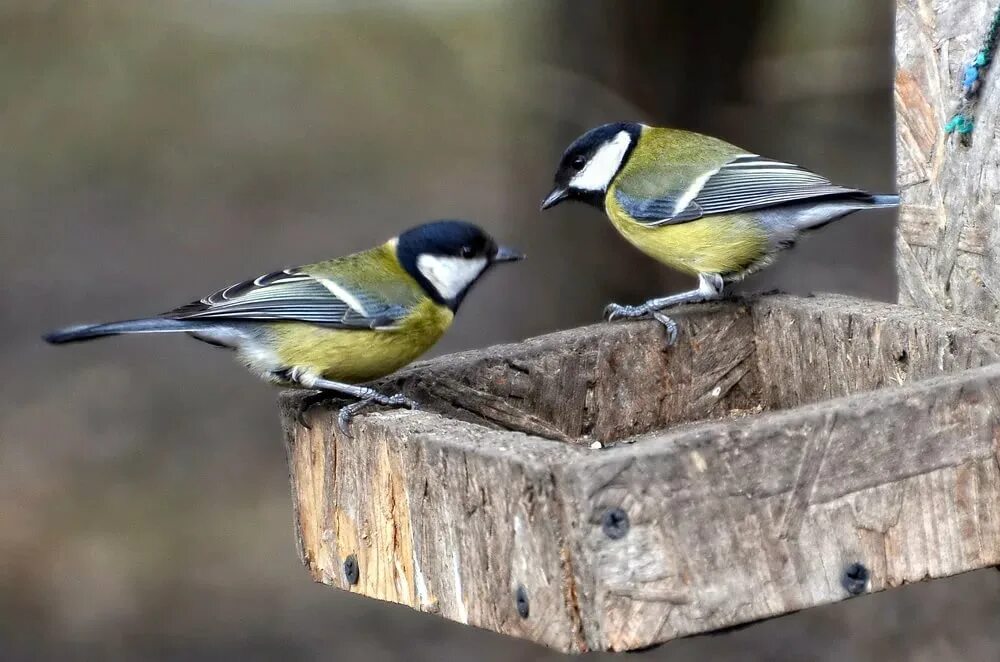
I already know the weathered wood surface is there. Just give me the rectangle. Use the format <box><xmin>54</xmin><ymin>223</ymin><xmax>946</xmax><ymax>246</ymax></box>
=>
<box><xmin>282</xmin><ymin>294</ymin><xmax>1000</xmax><ymax>653</ymax></box>
<box><xmin>563</xmin><ymin>363</ymin><xmax>1000</xmax><ymax>650</ymax></box>
<box><xmin>895</xmin><ymin>0</ymin><xmax>1000</xmax><ymax>321</ymax></box>
<box><xmin>377</xmin><ymin>302</ymin><xmax>760</xmax><ymax>443</ymax></box>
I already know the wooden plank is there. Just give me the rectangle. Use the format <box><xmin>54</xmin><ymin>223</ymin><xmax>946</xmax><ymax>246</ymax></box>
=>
<box><xmin>376</xmin><ymin>303</ymin><xmax>762</xmax><ymax>443</ymax></box>
<box><xmin>752</xmin><ymin>294</ymin><xmax>1000</xmax><ymax>406</ymax></box>
<box><xmin>281</xmin><ymin>406</ymin><xmax>587</xmax><ymax>652</ymax></box>
<box><xmin>281</xmin><ymin>294</ymin><xmax>1000</xmax><ymax>652</ymax></box>
<box><xmin>560</xmin><ymin>363</ymin><xmax>1000</xmax><ymax>650</ymax></box>
<box><xmin>895</xmin><ymin>0</ymin><xmax>1000</xmax><ymax>321</ymax></box>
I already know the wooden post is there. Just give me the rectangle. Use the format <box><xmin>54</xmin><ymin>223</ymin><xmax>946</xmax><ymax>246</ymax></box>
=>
<box><xmin>281</xmin><ymin>0</ymin><xmax>1000</xmax><ymax>653</ymax></box>
<box><xmin>896</xmin><ymin>0</ymin><xmax>1000</xmax><ymax>320</ymax></box>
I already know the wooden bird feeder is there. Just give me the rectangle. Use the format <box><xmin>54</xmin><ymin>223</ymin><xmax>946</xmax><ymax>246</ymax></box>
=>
<box><xmin>281</xmin><ymin>0</ymin><xmax>1000</xmax><ymax>653</ymax></box>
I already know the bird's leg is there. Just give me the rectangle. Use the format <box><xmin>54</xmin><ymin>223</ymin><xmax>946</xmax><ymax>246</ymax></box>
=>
<box><xmin>604</xmin><ymin>273</ymin><xmax>724</xmax><ymax>344</ymax></box>
<box><xmin>292</xmin><ymin>374</ymin><xmax>418</xmax><ymax>435</ymax></box>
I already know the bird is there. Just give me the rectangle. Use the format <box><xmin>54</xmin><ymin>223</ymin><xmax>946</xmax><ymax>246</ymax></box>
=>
<box><xmin>44</xmin><ymin>220</ymin><xmax>524</xmax><ymax>432</ymax></box>
<box><xmin>540</xmin><ymin>122</ymin><xmax>899</xmax><ymax>342</ymax></box>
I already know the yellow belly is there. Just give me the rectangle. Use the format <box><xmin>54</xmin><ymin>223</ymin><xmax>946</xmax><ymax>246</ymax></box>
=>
<box><xmin>266</xmin><ymin>300</ymin><xmax>453</xmax><ymax>383</ymax></box>
<box><xmin>606</xmin><ymin>196</ymin><xmax>768</xmax><ymax>276</ymax></box>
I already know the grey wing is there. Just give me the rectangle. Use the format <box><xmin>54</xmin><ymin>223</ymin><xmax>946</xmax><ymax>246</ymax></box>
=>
<box><xmin>164</xmin><ymin>268</ymin><xmax>409</xmax><ymax>329</ymax></box>
<box><xmin>619</xmin><ymin>155</ymin><xmax>864</xmax><ymax>227</ymax></box>
<box><xmin>613</xmin><ymin>192</ymin><xmax>705</xmax><ymax>223</ymax></box>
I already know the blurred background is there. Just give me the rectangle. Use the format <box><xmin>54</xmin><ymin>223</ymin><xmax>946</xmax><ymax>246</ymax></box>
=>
<box><xmin>3</xmin><ymin>0</ymin><xmax>998</xmax><ymax>660</ymax></box>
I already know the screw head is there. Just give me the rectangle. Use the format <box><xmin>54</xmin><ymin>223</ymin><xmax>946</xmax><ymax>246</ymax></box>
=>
<box><xmin>601</xmin><ymin>507</ymin><xmax>629</xmax><ymax>539</ymax></box>
<box><xmin>514</xmin><ymin>584</ymin><xmax>529</xmax><ymax>619</ymax></box>
<box><xmin>842</xmin><ymin>562</ymin><xmax>869</xmax><ymax>595</ymax></box>
<box><xmin>344</xmin><ymin>554</ymin><xmax>360</xmax><ymax>586</ymax></box>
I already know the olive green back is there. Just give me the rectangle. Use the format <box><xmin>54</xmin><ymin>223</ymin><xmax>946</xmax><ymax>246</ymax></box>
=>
<box><xmin>613</xmin><ymin>126</ymin><xmax>746</xmax><ymax>201</ymax></box>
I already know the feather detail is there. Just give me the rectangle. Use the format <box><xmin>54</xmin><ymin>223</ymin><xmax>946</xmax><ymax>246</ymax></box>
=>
<box><xmin>163</xmin><ymin>251</ymin><xmax>416</xmax><ymax>330</ymax></box>
<box><xmin>620</xmin><ymin>154</ymin><xmax>866</xmax><ymax>226</ymax></box>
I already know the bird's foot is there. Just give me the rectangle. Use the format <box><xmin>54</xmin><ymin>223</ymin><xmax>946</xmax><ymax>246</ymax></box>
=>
<box><xmin>337</xmin><ymin>392</ymin><xmax>419</xmax><ymax>437</ymax></box>
<box><xmin>603</xmin><ymin>303</ymin><xmax>678</xmax><ymax>345</ymax></box>
<box><xmin>603</xmin><ymin>302</ymin><xmax>647</xmax><ymax>322</ymax></box>
<box><xmin>650</xmin><ymin>310</ymin><xmax>679</xmax><ymax>345</ymax></box>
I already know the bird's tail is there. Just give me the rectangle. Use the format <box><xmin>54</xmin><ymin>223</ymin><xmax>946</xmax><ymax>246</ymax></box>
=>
<box><xmin>43</xmin><ymin>318</ymin><xmax>207</xmax><ymax>344</ymax></box>
<box><xmin>779</xmin><ymin>191</ymin><xmax>900</xmax><ymax>234</ymax></box>
<box><xmin>865</xmin><ymin>193</ymin><xmax>900</xmax><ymax>208</ymax></box>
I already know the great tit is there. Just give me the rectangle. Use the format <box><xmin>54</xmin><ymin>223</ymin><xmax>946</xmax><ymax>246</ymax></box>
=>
<box><xmin>541</xmin><ymin>122</ymin><xmax>899</xmax><ymax>340</ymax></box>
<box><xmin>44</xmin><ymin>220</ymin><xmax>524</xmax><ymax>431</ymax></box>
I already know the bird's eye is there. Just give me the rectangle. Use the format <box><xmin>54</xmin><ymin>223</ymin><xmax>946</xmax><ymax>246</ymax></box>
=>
<box><xmin>460</xmin><ymin>245</ymin><xmax>475</xmax><ymax>258</ymax></box>
<box><xmin>570</xmin><ymin>155</ymin><xmax>587</xmax><ymax>171</ymax></box>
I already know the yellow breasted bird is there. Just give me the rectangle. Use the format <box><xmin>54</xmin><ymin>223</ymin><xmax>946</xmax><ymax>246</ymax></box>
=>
<box><xmin>541</xmin><ymin>122</ymin><xmax>898</xmax><ymax>341</ymax></box>
<box><xmin>44</xmin><ymin>220</ymin><xmax>523</xmax><ymax>431</ymax></box>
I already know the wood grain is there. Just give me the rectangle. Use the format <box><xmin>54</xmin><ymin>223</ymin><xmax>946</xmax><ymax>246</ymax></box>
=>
<box><xmin>375</xmin><ymin>302</ymin><xmax>762</xmax><ymax>443</ymax></box>
<box><xmin>561</xmin><ymin>363</ymin><xmax>1000</xmax><ymax>649</ymax></box>
<box><xmin>895</xmin><ymin>0</ymin><xmax>1000</xmax><ymax>321</ymax></box>
<box><xmin>282</xmin><ymin>405</ymin><xmax>587</xmax><ymax>651</ymax></box>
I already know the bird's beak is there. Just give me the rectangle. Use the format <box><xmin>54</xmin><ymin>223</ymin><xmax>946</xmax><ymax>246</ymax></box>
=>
<box><xmin>540</xmin><ymin>186</ymin><xmax>569</xmax><ymax>210</ymax></box>
<box><xmin>493</xmin><ymin>245</ymin><xmax>525</xmax><ymax>263</ymax></box>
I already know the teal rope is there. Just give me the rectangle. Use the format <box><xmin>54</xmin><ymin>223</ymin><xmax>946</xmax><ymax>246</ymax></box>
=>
<box><xmin>944</xmin><ymin>3</ymin><xmax>1000</xmax><ymax>144</ymax></box>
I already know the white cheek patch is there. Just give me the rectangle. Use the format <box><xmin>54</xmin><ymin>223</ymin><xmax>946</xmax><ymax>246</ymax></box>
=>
<box><xmin>570</xmin><ymin>130</ymin><xmax>632</xmax><ymax>192</ymax></box>
<box><xmin>417</xmin><ymin>255</ymin><xmax>489</xmax><ymax>301</ymax></box>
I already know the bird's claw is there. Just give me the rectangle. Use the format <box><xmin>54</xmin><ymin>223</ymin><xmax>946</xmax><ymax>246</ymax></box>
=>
<box><xmin>603</xmin><ymin>302</ymin><xmax>647</xmax><ymax>322</ymax></box>
<box><xmin>603</xmin><ymin>302</ymin><xmax>678</xmax><ymax>345</ymax></box>
<box><xmin>336</xmin><ymin>392</ymin><xmax>419</xmax><ymax>437</ymax></box>
<box><xmin>651</xmin><ymin>310</ymin><xmax>679</xmax><ymax>345</ymax></box>
<box><xmin>381</xmin><ymin>393</ymin><xmax>419</xmax><ymax>410</ymax></box>
<box><xmin>336</xmin><ymin>403</ymin><xmax>364</xmax><ymax>437</ymax></box>
<box><xmin>295</xmin><ymin>390</ymin><xmax>333</xmax><ymax>430</ymax></box>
